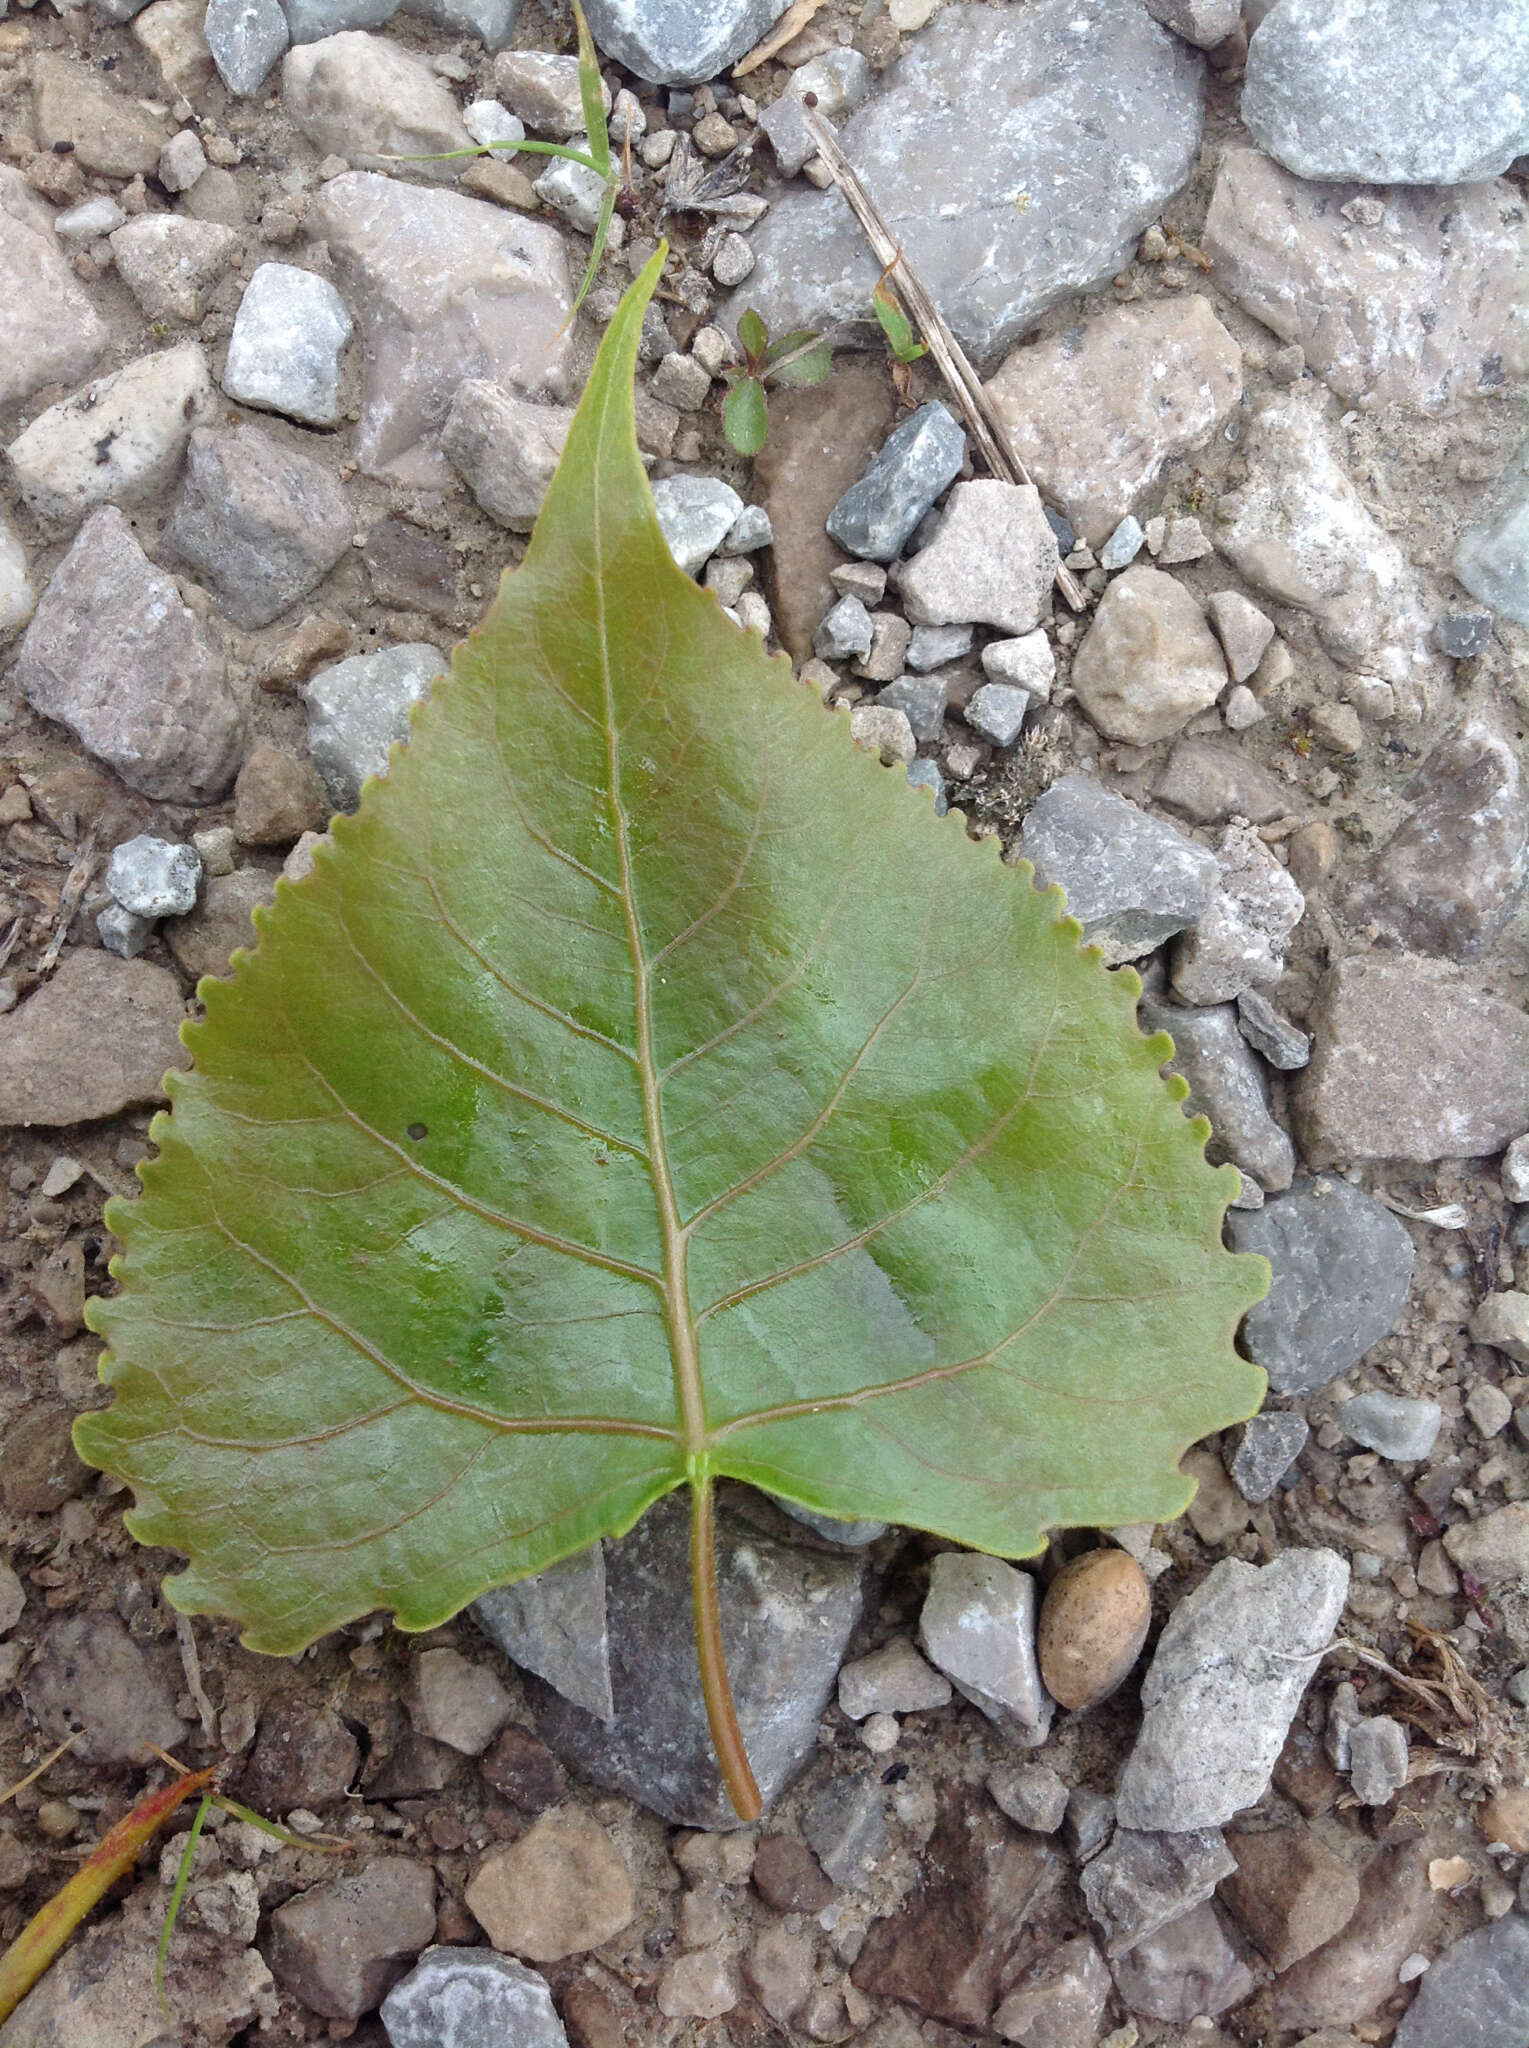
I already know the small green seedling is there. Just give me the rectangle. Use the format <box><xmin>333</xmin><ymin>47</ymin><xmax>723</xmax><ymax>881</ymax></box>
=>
<box><xmin>722</xmin><ymin>308</ymin><xmax>836</xmax><ymax>455</ymax></box>
<box><xmin>397</xmin><ymin>0</ymin><xmax>625</xmax><ymax>324</ymax></box>
<box><xmin>871</xmin><ymin>279</ymin><xmax>927</xmax><ymax>366</ymax></box>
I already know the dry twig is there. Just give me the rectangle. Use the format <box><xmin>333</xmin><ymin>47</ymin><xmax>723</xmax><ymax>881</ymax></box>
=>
<box><xmin>799</xmin><ymin>105</ymin><xmax>1086</xmax><ymax>611</ymax></box>
<box><xmin>732</xmin><ymin>0</ymin><xmax>829</xmax><ymax>75</ymax></box>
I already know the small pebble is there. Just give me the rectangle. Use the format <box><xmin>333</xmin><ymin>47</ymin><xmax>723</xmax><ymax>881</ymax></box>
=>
<box><xmin>1100</xmin><ymin>515</ymin><xmax>1145</xmax><ymax>570</ymax></box>
<box><xmin>964</xmin><ymin>682</ymin><xmax>1029</xmax><ymax>747</ymax></box>
<box><xmin>106</xmin><ymin>835</ymin><xmax>202</xmax><ymax>919</ymax></box>
<box><xmin>1036</xmin><ymin>1549</ymin><xmax>1151</xmax><ymax>1711</ymax></box>
<box><xmin>860</xmin><ymin>1714</ymin><xmax>900</xmax><ymax>1754</ymax></box>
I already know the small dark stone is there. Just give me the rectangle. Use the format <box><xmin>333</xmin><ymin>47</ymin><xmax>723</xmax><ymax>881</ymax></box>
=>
<box><xmin>1044</xmin><ymin>505</ymin><xmax>1075</xmax><ymax>553</ymax></box>
<box><xmin>1</xmin><ymin>1406</ymin><xmax>93</xmax><ymax>1513</ymax></box>
<box><xmin>361</xmin><ymin>519</ymin><xmax>458</xmax><ymax>620</ymax></box>
<box><xmin>241</xmin><ymin>1700</ymin><xmax>360</xmax><ymax>1813</ymax></box>
<box><xmin>1432</xmin><ymin>611</ymin><xmax>1493</xmax><ymax>658</ymax></box>
<box><xmin>480</xmin><ymin>1723</ymin><xmax>567</xmax><ymax>1812</ymax></box>
<box><xmin>753</xmin><ymin>1833</ymin><xmax>834</xmax><ymax>1913</ymax></box>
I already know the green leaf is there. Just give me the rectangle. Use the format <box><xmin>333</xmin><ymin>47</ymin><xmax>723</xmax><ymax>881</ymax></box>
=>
<box><xmin>565</xmin><ymin>179</ymin><xmax>617</xmax><ymax>325</ymax></box>
<box><xmin>737</xmin><ymin>308</ymin><xmax>769</xmax><ymax>366</ymax></box>
<box><xmin>722</xmin><ymin>375</ymin><xmax>769</xmax><ymax>456</ymax></box>
<box><xmin>572</xmin><ymin>0</ymin><xmax>611</xmax><ymax>181</ymax></box>
<box><xmin>872</xmin><ymin>284</ymin><xmax>927</xmax><ymax>364</ymax></box>
<box><xmin>768</xmin><ymin>340</ymin><xmax>835</xmax><ymax>388</ymax></box>
<box><xmin>761</xmin><ymin>326</ymin><xmax>821</xmax><ymax>367</ymax></box>
<box><xmin>75</xmin><ymin>247</ymin><xmax>1265</xmax><ymax>1816</ymax></box>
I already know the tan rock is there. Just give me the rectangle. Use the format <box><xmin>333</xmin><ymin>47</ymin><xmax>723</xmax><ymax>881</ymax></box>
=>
<box><xmin>0</xmin><ymin>170</ymin><xmax>109</xmax><ymax>412</ymax></box>
<box><xmin>165</xmin><ymin>869</ymin><xmax>277</xmax><ymax>983</ymax></box>
<box><xmin>31</xmin><ymin>53</ymin><xmax>169</xmax><ymax>177</ymax></box>
<box><xmin>1221</xmin><ymin>1827</ymin><xmax>1361</xmax><ymax>1970</ymax></box>
<box><xmin>234</xmin><ymin>745</ymin><xmax>329</xmax><ymax>847</ymax></box>
<box><xmin>1476</xmin><ymin>1786</ymin><xmax>1529</xmax><ymax>1854</ymax></box>
<box><xmin>0</xmin><ymin>952</ymin><xmax>186</xmax><ymax>1127</ymax></box>
<box><xmin>1270</xmin><ymin>1844</ymin><xmax>1430</xmax><ymax>2030</ymax></box>
<box><xmin>283</xmin><ymin>33</ymin><xmax>471</xmax><ymax>176</ymax></box>
<box><xmin>109</xmin><ymin>216</ymin><xmax>239</xmax><ymax>324</ymax></box>
<box><xmin>1070</xmin><ymin>567</ymin><xmax>1227</xmax><ymax>743</ymax></box>
<box><xmin>465</xmin><ymin>1808</ymin><xmax>634</xmax><ymax>1961</ymax></box>
<box><xmin>1180</xmin><ymin>1445</ymin><xmax>1253</xmax><ymax>1546</ymax></box>
<box><xmin>985</xmin><ymin>296</ymin><xmax>1241</xmax><ymax>545</ymax></box>
<box><xmin>1203</xmin><ymin>149</ymin><xmax>1527</xmax><ymax>414</ymax></box>
<box><xmin>132</xmin><ymin>0</ymin><xmax>218</xmax><ymax>99</ymax></box>
<box><xmin>1036</xmin><ymin>1548</ymin><xmax>1151</xmax><ymax>1710</ymax></box>
<box><xmin>1442</xmin><ymin>1503</ymin><xmax>1529</xmax><ymax>1590</ymax></box>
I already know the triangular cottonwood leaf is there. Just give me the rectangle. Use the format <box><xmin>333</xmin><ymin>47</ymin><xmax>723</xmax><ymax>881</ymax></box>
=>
<box><xmin>77</xmin><ymin>250</ymin><xmax>1265</xmax><ymax>1806</ymax></box>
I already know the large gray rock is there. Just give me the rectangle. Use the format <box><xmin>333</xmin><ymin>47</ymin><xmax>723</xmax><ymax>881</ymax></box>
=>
<box><xmin>205</xmin><ymin>0</ymin><xmax>289</xmax><ymax>91</ymax></box>
<box><xmin>305</xmin><ymin>643</ymin><xmax>442</xmax><ymax>809</ymax></box>
<box><xmin>1115</xmin><ymin>1548</ymin><xmax>1348</xmax><ymax>1831</ymax></box>
<box><xmin>163</xmin><ymin>425</ymin><xmax>352</xmax><ymax>630</ymax></box>
<box><xmin>1023</xmin><ymin>770</ymin><xmax>1228</xmax><ymax>962</ymax></box>
<box><xmin>524</xmin><ymin>1491</ymin><xmax>864</xmax><ymax>1828</ymax></box>
<box><xmin>5</xmin><ymin>343</ymin><xmax>216</xmax><ymax>528</ymax></box>
<box><xmin>282</xmin><ymin>33</ymin><xmax>472</xmax><ymax>175</ymax></box>
<box><xmin>1341</xmin><ymin>721</ymin><xmax>1527</xmax><ymax>960</ymax></box>
<box><xmin>14</xmin><ymin>506</ymin><xmax>243</xmax><ymax>803</ymax></box>
<box><xmin>0</xmin><ymin>168</ymin><xmax>108</xmax><ymax>410</ymax></box>
<box><xmin>1225</xmin><ymin>1178</ymin><xmax>1414</xmax><ymax>1396</ymax></box>
<box><xmin>441</xmin><ymin>383</ymin><xmax>574</xmax><ymax>532</ymax></box>
<box><xmin>474</xmin><ymin>1544</ymin><xmax>613</xmax><ymax>1723</ymax></box>
<box><xmin>581</xmin><ymin>0</ymin><xmax>790</xmax><ymax>85</ymax></box>
<box><xmin>1170</xmin><ymin>823</ymin><xmax>1304</xmax><ymax>1007</ymax></box>
<box><xmin>1394</xmin><ymin>1914</ymin><xmax>1529</xmax><ymax>2048</ymax></box>
<box><xmin>1217</xmin><ymin>394</ymin><xmax>1438</xmax><ymax>715</ymax></box>
<box><xmin>985</xmin><ymin>298</ymin><xmax>1241</xmax><ymax>546</ymax></box>
<box><xmin>1456</xmin><ymin>438</ymin><xmax>1529</xmax><ymax>625</ymax></box>
<box><xmin>381</xmin><ymin>1947</ymin><xmax>568</xmax><ymax>2048</ymax></box>
<box><xmin>897</xmin><ymin>480</ymin><xmax>1057</xmax><ymax>635</ymax></box>
<box><xmin>1202</xmin><ymin>150</ymin><xmax>1526</xmax><ymax>415</ymax></box>
<box><xmin>730</xmin><ymin>0</ymin><xmax>1203</xmax><ymax>364</ymax></box>
<box><xmin>1242</xmin><ymin>0</ymin><xmax>1529</xmax><ymax>186</ymax></box>
<box><xmin>1140</xmin><ymin>998</ymin><xmax>1295</xmax><ymax>1193</ymax></box>
<box><xmin>309</xmin><ymin>172</ymin><xmax>573</xmax><ymax>484</ymax></box>
<box><xmin>1293</xmin><ymin>954</ymin><xmax>1529</xmax><ymax>1165</ymax></box>
<box><xmin>1081</xmin><ymin>1827</ymin><xmax>1237</xmax><ymax>1958</ymax></box>
<box><xmin>826</xmin><ymin>403</ymin><xmax>966</xmax><ymax>563</ymax></box>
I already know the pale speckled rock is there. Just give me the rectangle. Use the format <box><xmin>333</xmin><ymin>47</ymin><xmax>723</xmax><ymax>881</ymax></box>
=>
<box><xmin>0</xmin><ymin>1910</ymin><xmax>272</xmax><ymax>2048</ymax></box>
<box><xmin>1216</xmin><ymin>394</ymin><xmax>1437</xmax><ymax>712</ymax></box>
<box><xmin>526</xmin><ymin>1492</ymin><xmax>864</xmax><ymax>1828</ymax></box>
<box><xmin>1341</xmin><ymin>721</ymin><xmax>1527</xmax><ymax>960</ymax></box>
<box><xmin>985</xmin><ymin>298</ymin><xmax>1241</xmax><ymax>546</ymax></box>
<box><xmin>1140</xmin><ymin>998</ymin><xmax>1296</xmax><ymax>1192</ymax></box>
<box><xmin>1338</xmin><ymin>1391</ymin><xmax>1441</xmax><ymax>1462</ymax></box>
<box><xmin>898</xmin><ymin>480</ymin><xmax>1057</xmax><ymax>635</ymax></box>
<box><xmin>312</xmin><ymin>173</ymin><xmax>572</xmax><ymax>484</ymax></box>
<box><xmin>1171</xmin><ymin>823</ymin><xmax>1304</xmax><ymax>1005</ymax></box>
<box><xmin>580</xmin><ymin>0</ymin><xmax>790</xmax><ymax>85</ymax></box>
<box><xmin>919</xmin><ymin>1551</ymin><xmax>1053</xmax><ymax>1745</ymax></box>
<box><xmin>1293</xmin><ymin>954</ymin><xmax>1529</xmax><ymax>1165</ymax></box>
<box><xmin>1468</xmin><ymin>1292</ymin><xmax>1529</xmax><ymax>1366</ymax></box>
<box><xmin>163</xmin><ymin>425</ymin><xmax>352</xmax><ymax>631</ymax></box>
<box><xmin>1082</xmin><ymin>1826</ymin><xmax>1236</xmax><ymax>1957</ymax></box>
<box><xmin>1111</xmin><ymin>1901</ymin><xmax>1254</xmax><ymax>2024</ymax></box>
<box><xmin>1456</xmin><ymin>438</ymin><xmax>1529</xmax><ymax>626</ymax></box>
<box><xmin>995</xmin><ymin>1937</ymin><xmax>1111</xmax><ymax>2048</ymax></box>
<box><xmin>282</xmin><ymin>33</ymin><xmax>472</xmax><ymax>175</ymax></box>
<box><xmin>1224</xmin><ymin>1412</ymin><xmax>1308</xmax><ymax>1502</ymax></box>
<box><xmin>653</xmin><ymin>475</ymin><xmax>744</xmax><ymax>576</ymax></box>
<box><xmin>109</xmin><ymin>215</ymin><xmax>238</xmax><ymax>324</ymax></box>
<box><xmin>464</xmin><ymin>1810</ymin><xmax>633</xmax><ymax>1962</ymax></box>
<box><xmin>1145</xmin><ymin>0</ymin><xmax>1238</xmax><ymax>45</ymax></box>
<box><xmin>1242</xmin><ymin>0</ymin><xmax>1529</xmax><ymax>186</ymax></box>
<box><xmin>223</xmin><ymin>264</ymin><xmax>353</xmax><ymax>428</ymax></box>
<box><xmin>1020</xmin><ymin>775</ymin><xmax>1220</xmax><ymax>965</ymax></box>
<box><xmin>1070</xmin><ymin>567</ymin><xmax>1227</xmax><ymax>743</ymax></box>
<box><xmin>14</xmin><ymin>506</ymin><xmax>243</xmax><ymax>803</ymax></box>
<box><xmin>838</xmin><ymin>1638</ymin><xmax>951</xmax><ymax>1720</ymax></box>
<box><xmin>474</xmin><ymin>1545</ymin><xmax>613</xmax><ymax>1723</ymax></box>
<box><xmin>731</xmin><ymin>0</ymin><xmax>1204</xmax><ymax>362</ymax></box>
<box><xmin>0</xmin><ymin>169</ymin><xmax>108</xmax><ymax>409</ymax></box>
<box><xmin>0</xmin><ymin>952</ymin><xmax>186</xmax><ymax>1127</ymax></box>
<box><xmin>0</xmin><ymin>512</ymin><xmax>36</xmax><ymax>642</ymax></box>
<box><xmin>1202</xmin><ymin>150</ymin><xmax>1527</xmax><ymax>414</ymax></box>
<box><xmin>305</xmin><ymin>643</ymin><xmax>442</xmax><ymax>809</ymax></box>
<box><xmin>107</xmin><ymin>836</ymin><xmax>201</xmax><ymax>918</ymax></box>
<box><xmin>382</xmin><ymin>1948</ymin><xmax>568</xmax><ymax>2048</ymax></box>
<box><xmin>1115</xmin><ymin>1549</ymin><xmax>1348</xmax><ymax>1830</ymax></box>
<box><xmin>5</xmin><ymin>344</ymin><xmax>216</xmax><ymax>528</ymax></box>
<box><xmin>205</xmin><ymin>0</ymin><xmax>289</xmax><ymax>92</ymax></box>
<box><xmin>491</xmin><ymin>50</ymin><xmax>605</xmax><ymax>136</ymax></box>
<box><xmin>441</xmin><ymin>382</ymin><xmax>573</xmax><ymax>531</ymax></box>
<box><xmin>1226</xmin><ymin>1178</ymin><xmax>1414</xmax><ymax>1395</ymax></box>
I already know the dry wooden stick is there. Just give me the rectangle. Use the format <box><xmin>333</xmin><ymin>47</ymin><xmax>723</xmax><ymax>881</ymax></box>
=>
<box><xmin>800</xmin><ymin>104</ymin><xmax>1085</xmax><ymax>611</ymax></box>
<box><xmin>733</xmin><ymin>0</ymin><xmax>829</xmax><ymax>76</ymax></box>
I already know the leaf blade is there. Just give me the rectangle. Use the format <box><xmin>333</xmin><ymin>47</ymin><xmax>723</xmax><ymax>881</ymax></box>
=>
<box><xmin>76</xmin><ymin>247</ymin><xmax>1265</xmax><ymax>1684</ymax></box>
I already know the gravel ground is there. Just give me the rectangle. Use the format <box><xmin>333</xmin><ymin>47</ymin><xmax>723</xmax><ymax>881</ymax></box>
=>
<box><xmin>0</xmin><ymin>0</ymin><xmax>1527</xmax><ymax>2044</ymax></box>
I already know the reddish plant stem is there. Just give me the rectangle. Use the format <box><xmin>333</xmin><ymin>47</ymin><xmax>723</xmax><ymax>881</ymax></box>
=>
<box><xmin>690</xmin><ymin>1475</ymin><xmax>762</xmax><ymax>1821</ymax></box>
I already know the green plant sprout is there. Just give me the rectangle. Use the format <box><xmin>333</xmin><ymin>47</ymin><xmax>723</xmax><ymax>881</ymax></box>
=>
<box><xmin>75</xmin><ymin>248</ymin><xmax>1266</xmax><ymax>1827</ymax></box>
<box><xmin>721</xmin><ymin>307</ymin><xmax>835</xmax><ymax>455</ymax></box>
<box><xmin>871</xmin><ymin>277</ymin><xmax>927</xmax><ymax>365</ymax></box>
<box><xmin>396</xmin><ymin>0</ymin><xmax>624</xmax><ymax>323</ymax></box>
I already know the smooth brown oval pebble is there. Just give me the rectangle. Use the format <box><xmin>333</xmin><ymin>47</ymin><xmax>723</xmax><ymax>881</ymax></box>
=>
<box><xmin>1036</xmin><ymin>1548</ymin><xmax>1151</xmax><ymax>1710</ymax></box>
